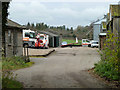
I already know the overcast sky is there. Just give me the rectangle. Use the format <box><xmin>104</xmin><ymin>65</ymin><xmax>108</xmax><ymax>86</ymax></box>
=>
<box><xmin>8</xmin><ymin>0</ymin><xmax>119</xmax><ymax>29</ymax></box>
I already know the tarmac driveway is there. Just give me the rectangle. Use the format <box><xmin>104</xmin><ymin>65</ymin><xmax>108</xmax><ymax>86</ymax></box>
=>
<box><xmin>15</xmin><ymin>47</ymin><xmax>109</xmax><ymax>88</ymax></box>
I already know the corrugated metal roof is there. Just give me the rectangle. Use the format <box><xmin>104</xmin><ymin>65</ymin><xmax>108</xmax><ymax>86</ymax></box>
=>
<box><xmin>94</xmin><ymin>19</ymin><xmax>106</xmax><ymax>25</ymax></box>
<box><xmin>99</xmin><ymin>33</ymin><xmax>107</xmax><ymax>36</ymax></box>
<box><xmin>38</xmin><ymin>31</ymin><xmax>59</xmax><ymax>37</ymax></box>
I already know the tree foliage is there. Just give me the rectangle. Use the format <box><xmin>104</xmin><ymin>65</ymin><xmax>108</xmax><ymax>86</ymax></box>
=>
<box><xmin>2</xmin><ymin>2</ymin><xmax>10</xmax><ymax>29</ymax></box>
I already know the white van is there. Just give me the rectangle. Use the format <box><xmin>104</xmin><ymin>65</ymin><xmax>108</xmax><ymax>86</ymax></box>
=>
<box><xmin>82</xmin><ymin>39</ymin><xmax>91</xmax><ymax>47</ymax></box>
<box><xmin>90</xmin><ymin>40</ymin><xmax>99</xmax><ymax>48</ymax></box>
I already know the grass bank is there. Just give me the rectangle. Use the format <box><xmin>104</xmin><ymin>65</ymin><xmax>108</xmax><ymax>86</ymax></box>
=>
<box><xmin>2</xmin><ymin>57</ymin><xmax>34</xmax><ymax>71</ymax></box>
<box><xmin>62</xmin><ymin>39</ymin><xmax>81</xmax><ymax>45</ymax></box>
<box><xmin>2</xmin><ymin>56</ymin><xmax>34</xmax><ymax>88</ymax></box>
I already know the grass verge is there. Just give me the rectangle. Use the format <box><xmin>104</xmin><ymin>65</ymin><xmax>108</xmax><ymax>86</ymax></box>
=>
<box><xmin>2</xmin><ymin>57</ymin><xmax>34</xmax><ymax>71</ymax></box>
<box><xmin>62</xmin><ymin>39</ymin><xmax>81</xmax><ymax>45</ymax></box>
<box><xmin>1</xmin><ymin>56</ymin><xmax>34</xmax><ymax>88</ymax></box>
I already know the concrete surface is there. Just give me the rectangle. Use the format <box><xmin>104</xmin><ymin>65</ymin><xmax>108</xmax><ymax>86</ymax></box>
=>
<box><xmin>15</xmin><ymin>47</ymin><xmax>109</xmax><ymax>88</ymax></box>
<box><xmin>23</xmin><ymin>48</ymin><xmax>55</xmax><ymax>57</ymax></box>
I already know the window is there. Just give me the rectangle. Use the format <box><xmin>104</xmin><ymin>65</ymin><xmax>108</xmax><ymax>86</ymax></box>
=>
<box><xmin>8</xmin><ymin>30</ymin><xmax>11</xmax><ymax>44</ymax></box>
<box><xmin>25</xmin><ymin>32</ymin><xmax>35</xmax><ymax>38</ymax></box>
<box><xmin>25</xmin><ymin>32</ymin><xmax>30</xmax><ymax>37</ymax></box>
<box><xmin>92</xmin><ymin>42</ymin><xmax>98</xmax><ymax>44</ymax></box>
<box><xmin>40</xmin><ymin>36</ymin><xmax>44</xmax><ymax>40</ymax></box>
<box><xmin>83</xmin><ymin>40</ymin><xmax>85</xmax><ymax>42</ymax></box>
<box><xmin>29</xmin><ymin>32</ymin><xmax>35</xmax><ymax>38</ymax></box>
<box><xmin>86</xmin><ymin>40</ymin><xmax>90</xmax><ymax>43</ymax></box>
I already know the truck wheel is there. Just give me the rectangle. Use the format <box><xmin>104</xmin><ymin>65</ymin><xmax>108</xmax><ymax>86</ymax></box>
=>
<box><xmin>23</xmin><ymin>44</ymin><xmax>29</xmax><ymax>48</ymax></box>
<box><xmin>45</xmin><ymin>47</ymin><xmax>48</xmax><ymax>49</ymax></box>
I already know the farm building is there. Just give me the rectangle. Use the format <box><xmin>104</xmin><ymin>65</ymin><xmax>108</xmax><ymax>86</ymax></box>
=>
<box><xmin>4</xmin><ymin>19</ymin><xmax>26</xmax><ymax>57</ymax></box>
<box><xmin>99</xmin><ymin>33</ymin><xmax>107</xmax><ymax>50</ymax></box>
<box><xmin>93</xmin><ymin>19</ymin><xmax>106</xmax><ymax>41</ymax></box>
<box><xmin>107</xmin><ymin>5</ymin><xmax>120</xmax><ymax>37</ymax></box>
<box><xmin>99</xmin><ymin>20</ymin><xmax>107</xmax><ymax>50</ymax></box>
<box><xmin>38</xmin><ymin>31</ymin><xmax>60</xmax><ymax>47</ymax></box>
<box><xmin>0</xmin><ymin>1</ymin><xmax>2</xmax><ymax>58</ymax></box>
<box><xmin>99</xmin><ymin>4</ymin><xmax>120</xmax><ymax>50</ymax></box>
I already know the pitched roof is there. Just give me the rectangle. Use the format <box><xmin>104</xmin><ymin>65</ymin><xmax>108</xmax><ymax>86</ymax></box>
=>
<box><xmin>6</xmin><ymin>19</ymin><xmax>26</xmax><ymax>29</ymax></box>
<box><xmin>38</xmin><ymin>31</ymin><xmax>59</xmax><ymax>37</ymax></box>
<box><xmin>94</xmin><ymin>19</ymin><xmax>106</xmax><ymax>25</ymax></box>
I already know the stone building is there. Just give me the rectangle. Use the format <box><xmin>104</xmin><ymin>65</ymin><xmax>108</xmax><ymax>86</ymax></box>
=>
<box><xmin>38</xmin><ymin>31</ymin><xmax>60</xmax><ymax>47</ymax></box>
<box><xmin>100</xmin><ymin>4</ymin><xmax>120</xmax><ymax>50</ymax></box>
<box><xmin>0</xmin><ymin>1</ymin><xmax>2</xmax><ymax>59</ymax></box>
<box><xmin>107</xmin><ymin>5</ymin><xmax>120</xmax><ymax>36</ymax></box>
<box><xmin>4</xmin><ymin>19</ymin><xmax>25</xmax><ymax>57</ymax></box>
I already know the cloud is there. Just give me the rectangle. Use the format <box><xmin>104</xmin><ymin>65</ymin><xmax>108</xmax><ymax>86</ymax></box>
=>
<box><xmin>8</xmin><ymin>0</ymin><xmax>117</xmax><ymax>28</ymax></box>
<box><xmin>10</xmin><ymin>0</ymin><xmax>118</xmax><ymax>3</ymax></box>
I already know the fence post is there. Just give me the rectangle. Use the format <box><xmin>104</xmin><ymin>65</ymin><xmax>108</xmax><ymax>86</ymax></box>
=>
<box><xmin>27</xmin><ymin>47</ymin><xmax>30</xmax><ymax>62</ymax></box>
<box><xmin>24</xmin><ymin>47</ymin><xmax>26</xmax><ymax>62</ymax></box>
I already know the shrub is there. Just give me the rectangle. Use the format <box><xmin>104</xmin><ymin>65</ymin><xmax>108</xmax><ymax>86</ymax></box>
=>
<box><xmin>94</xmin><ymin>30</ymin><xmax>120</xmax><ymax>81</ymax></box>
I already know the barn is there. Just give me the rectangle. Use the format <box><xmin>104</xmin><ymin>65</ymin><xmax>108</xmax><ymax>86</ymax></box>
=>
<box><xmin>38</xmin><ymin>31</ymin><xmax>60</xmax><ymax>47</ymax></box>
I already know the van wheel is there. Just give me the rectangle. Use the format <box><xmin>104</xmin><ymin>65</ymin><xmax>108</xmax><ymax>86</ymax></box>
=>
<box><xmin>88</xmin><ymin>44</ymin><xmax>91</xmax><ymax>47</ymax></box>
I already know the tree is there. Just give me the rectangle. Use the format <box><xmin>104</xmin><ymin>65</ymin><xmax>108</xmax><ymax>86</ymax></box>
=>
<box><xmin>31</xmin><ymin>23</ymin><xmax>34</xmax><ymax>28</ymax></box>
<box><xmin>67</xmin><ymin>28</ymin><xmax>69</xmax><ymax>31</ymax></box>
<box><xmin>62</xmin><ymin>25</ymin><xmax>65</xmax><ymax>30</ymax></box>
<box><xmin>26</xmin><ymin>22</ymin><xmax>30</xmax><ymax>28</ymax></box>
<box><xmin>70</xmin><ymin>27</ymin><xmax>73</xmax><ymax>34</ymax></box>
<box><xmin>2</xmin><ymin>2</ymin><xmax>10</xmax><ymax>57</ymax></box>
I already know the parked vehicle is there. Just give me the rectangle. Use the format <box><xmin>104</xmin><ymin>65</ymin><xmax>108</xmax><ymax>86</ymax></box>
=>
<box><xmin>91</xmin><ymin>40</ymin><xmax>99</xmax><ymax>48</ymax></box>
<box><xmin>23</xmin><ymin>29</ymin><xmax>37</xmax><ymax>47</ymax></box>
<box><xmin>61</xmin><ymin>37</ymin><xmax>78</xmax><ymax>47</ymax></box>
<box><xmin>35</xmin><ymin>33</ymin><xmax>49</xmax><ymax>49</ymax></box>
<box><xmin>82</xmin><ymin>39</ymin><xmax>91</xmax><ymax>47</ymax></box>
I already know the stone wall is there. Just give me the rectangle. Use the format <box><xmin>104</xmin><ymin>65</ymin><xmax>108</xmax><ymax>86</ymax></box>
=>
<box><xmin>5</xmin><ymin>28</ymin><xmax>23</xmax><ymax>57</ymax></box>
<box><xmin>113</xmin><ymin>18</ymin><xmax>120</xmax><ymax>37</ymax></box>
<box><xmin>0</xmin><ymin>2</ymin><xmax>2</xmax><ymax>59</ymax></box>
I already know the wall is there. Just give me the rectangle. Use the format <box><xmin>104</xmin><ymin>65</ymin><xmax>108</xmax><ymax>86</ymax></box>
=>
<box><xmin>15</xmin><ymin>30</ymin><xmax>23</xmax><ymax>56</ymax></box>
<box><xmin>99</xmin><ymin>35</ymin><xmax>106</xmax><ymax>50</ymax></box>
<box><xmin>93</xmin><ymin>24</ymin><xmax>101</xmax><ymax>41</ymax></box>
<box><xmin>0</xmin><ymin>2</ymin><xmax>2</xmax><ymax>59</ymax></box>
<box><xmin>5</xmin><ymin>28</ymin><xmax>23</xmax><ymax>57</ymax></box>
<box><xmin>113</xmin><ymin>18</ymin><xmax>120</xmax><ymax>37</ymax></box>
<box><xmin>5</xmin><ymin>29</ymin><xmax>13</xmax><ymax>57</ymax></box>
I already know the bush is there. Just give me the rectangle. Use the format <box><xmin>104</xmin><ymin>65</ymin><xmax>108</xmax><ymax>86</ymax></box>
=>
<box><xmin>94</xmin><ymin>30</ymin><xmax>120</xmax><ymax>81</ymax></box>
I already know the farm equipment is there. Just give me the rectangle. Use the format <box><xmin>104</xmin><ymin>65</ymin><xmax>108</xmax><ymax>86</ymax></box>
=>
<box><xmin>35</xmin><ymin>33</ymin><xmax>49</xmax><ymax>49</ymax></box>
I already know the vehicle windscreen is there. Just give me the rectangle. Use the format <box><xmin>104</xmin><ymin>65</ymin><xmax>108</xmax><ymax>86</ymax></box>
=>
<box><xmin>92</xmin><ymin>42</ymin><xmax>98</xmax><ymax>44</ymax></box>
<box><xmin>25</xmin><ymin>32</ymin><xmax>36</xmax><ymax>38</ymax></box>
<box><xmin>29</xmin><ymin>32</ymin><xmax>36</xmax><ymax>38</ymax></box>
<box><xmin>40</xmin><ymin>36</ymin><xmax>44</xmax><ymax>40</ymax></box>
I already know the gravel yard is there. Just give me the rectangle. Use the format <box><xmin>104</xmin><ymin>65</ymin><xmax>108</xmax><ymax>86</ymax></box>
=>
<box><xmin>16</xmin><ymin>47</ymin><xmax>109</xmax><ymax>88</ymax></box>
<box><xmin>23</xmin><ymin>48</ymin><xmax>55</xmax><ymax>57</ymax></box>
